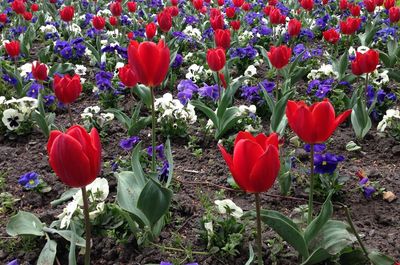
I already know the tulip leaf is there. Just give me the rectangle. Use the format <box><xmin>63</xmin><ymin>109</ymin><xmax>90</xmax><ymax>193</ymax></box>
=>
<box><xmin>42</xmin><ymin>227</ymin><xmax>86</xmax><ymax>247</ymax></box>
<box><xmin>351</xmin><ymin>97</ymin><xmax>371</xmax><ymax>139</ymax></box>
<box><xmin>315</xmin><ymin>220</ymin><xmax>356</xmax><ymax>255</ymax></box>
<box><xmin>137</xmin><ymin>178</ymin><xmax>173</xmax><ymax>226</ymax></box>
<box><xmin>304</xmin><ymin>193</ymin><xmax>333</xmax><ymax>246</ymax></box>
<box><xmin>300</xmin><ymin>247</ymin><xmax>331</xmax><ymax>265</ymax></box>
<box><xmin>191</xmin><ymin>99</ymin><xmax>218</xmax><ymax>127</ymax></box>
<box><xmin>37</xmin><ymin>239</ymin><xmax>57</xmax><ymax>265</ymax></box>
<box><xmin>217</xmin><ymin>107</ymin><xmax>241</xmax><ymax>139</ymax></box>
<box><xmin>259</xmin><ymin>210</ymin><xmax>309</xmax><ymax>259</ymax></box>
<box><xmin>368</xmin><ymin>251</ymin><xmax>395</xmax><ymax>265</ymax></box>
<box><xmin>244</xmin><ymin>243</ymin><xmax>255</xmax><ymax>265</ymax></box>
<box><xmin>132</xmin><ymin>85</ymin><xmax>152</xmax><ymax>108</ymax></box>
<box><xmin>6</xmin><ymin>211</ymin><xmax>45</xmax><ymax>237</ymax></box>
<box><xmin>165</xmin><ymin>139</ymin><xmax>174</xmax><ymax>188</ymax></box>
<box><xmin>130</xmin><ymin>142</ymin><xmax>146</xmax><ymax>181</ymax></box>
<box><xmin>270</xmin><ymin>90</ymin><xmax>293</xmax><ymax>134</ymax></box>
<box><xmin>339</xmin><ymin>248</ymin><xmax>368</xmax><ymax>265</ymax></box>
<box><xmin>48</xmin><ymin>63</ymin><xmax>75</xmax><ymax>77</ymax></box>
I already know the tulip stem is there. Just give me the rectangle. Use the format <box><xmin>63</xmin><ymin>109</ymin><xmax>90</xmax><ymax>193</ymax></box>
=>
<box><xmin>67</xmin><ymin>104</ymin><xmax>74</xmax><ymax>126</ymax></box>
<box><xmin>150</xmin><ymin>87</ymin><xmax>156</xmax><ymax>172</ymax></box>
<box><xmin>307</xmin><ymin>144</ymin><xmax>315</xmax><ymax>224</ymax></box>
<box><xmin>255</xmin><ymin>193</ymin><xmax>263</xmax><ymax>265</ymax></box>
<box><xmin>217</xmin><ymin>71</ymin><xmax>221</xmax><ymax>105</ymax></box>
<box><xmin>81</xmin><ymin>187</ymin><xmax>91</xmax><ymax>265</ymax></box>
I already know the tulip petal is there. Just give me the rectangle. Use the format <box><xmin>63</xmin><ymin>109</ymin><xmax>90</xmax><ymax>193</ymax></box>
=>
<box><xmin>47</xmin><ymin>130</ymin><xmax>62</xmax><ymax>154</ymax></box>
<box><xmin>333</xmin><ymin>109</ymin><xmax>352</xmax><ymax>132</ymax></box>
<box><xmin>234</xmin><ymin>131</ymin><xmax>255</xmax><ymax>146</ymax></box>
<box><xmin>218</xmin><ymin>144</ymin><xmax>234</xmax><ymax>172</ymax></box>
<box><xmin>249</xmin><ymin>145</ymin><xmax>280</xmax><ymax>193</ymax></box>
<box><xmin>89</xmin><ymin>128</ymin><xmax>102</xmax><ymax>178</ymax></box>
<box><xmin>312</xmin><ymin>100</ymin><xmax>335</xmax><ymax>143</ymax></box>
<box><xmin>138</xmin><ymin>42</ymin><xmax>160</xmax><ymax>86</ymax></box>
<box><xmin>232</xmin><ymin>139</ymin><xmax>264</xmax><ymax>192</ymax></box>
<box><xmin>289</xmin><ymin>104</ymin><xmax>315</xmax><ymax>143</ymax></box>
<box><xmin>49</xmin><ymin>134</ymin><xmax>91</xmax><ymax>187</ymax></box>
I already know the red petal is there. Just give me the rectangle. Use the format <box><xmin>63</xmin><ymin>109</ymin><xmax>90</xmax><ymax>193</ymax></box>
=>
<box><xmin>249</xmin><ymin>145</ymin><xmax>280</xmax><ymax>193</ymax></box>
<box><xmin>49</xmin><ymin>134</ymin><xmax>92</xmax><ymax>187</ymax></box>
<box><xmin>232</xmin><ymin>139</ymin><xmax>264</xmax><ymax>192</ymax></box>
<box><xmin>311</xmin><ymin>100</ymin><xmax>335</xmax><ymax>143</ymax></box>
<box><xmin>138</xmin><ymin>41</ymin><xmax>160</xmax><ymax>87</ymax></box>
<box><xmin>47</xmin><ymin>130</ymin><xmax>62</xmax><ymax>154</ymax></box>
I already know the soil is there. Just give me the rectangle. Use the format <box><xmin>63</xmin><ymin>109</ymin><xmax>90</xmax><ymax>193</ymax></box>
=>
<box><xmin>0</xmin><ymin>90</ymin><xmax>399</xmax><ymax>265</ymax></box>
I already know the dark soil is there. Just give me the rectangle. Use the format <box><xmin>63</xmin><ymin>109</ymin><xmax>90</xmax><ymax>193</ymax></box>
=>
<box><xmin>0</xmin><ymin>92</ymin><xmax>399</xmax><ymax>265</ymax></box>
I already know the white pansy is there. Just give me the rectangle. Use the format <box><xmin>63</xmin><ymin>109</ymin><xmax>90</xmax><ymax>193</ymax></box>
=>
<box><xmin>75</xmin><ymin>65</ymin><xmax>87</xmax><ymax>76</ymax></box>
<box><xmin>238</xmin><ymin>104</ymin><xmax>257</xmax><ymax>116</ymax></box>
<box><xmin>2</xmin><ymin>108</ymin><xmax>24</xmax><ymax>130</ymax></box>
<box><xmin>73</xmin><ymin>178</ymin><xmax>110</xmax><ymax>205</ymax></box>
<box><xmin>183</xmin><ymin>25</ymin><xmax>201</xmax><ymax>40</ymax></box>
<box><xmin>307</xmin><ymin>64</ymin><xmax>338</xmax><ymax>79</ymax></box>
<box><xmin>155</xmin><ymin>93</ymin><xmax>197</xmax><ymax>124</ymax></box>
<box><xmin>19</xmin><ymin>63</ymin><xmax>33</xmax><ymax>78</ymax></box>
<box><xmin>39</xmin><ymin>24</ymin><xmax>57</xmax><ymax>34</ymax></box>
<box><xmin>377</xmin><ymin>109</ymin><xmax>400</xmax><ymax>132</ymax></box>
<box><xmin>100</xmin><ymin>112</ymin><xmax>114</xmax><ymax>122</ymax></box>
<box><xmin>89</xmin><ymin>202</ymin><xmax>105</xmax><ymax>220</ymax></box>
<box><xmin>0</xmin><ymin>96</ymin><xmax>6</xmax><ymax>105</ymax></box>
<box><xmin>214</xmin><ymin>199</ymin><xmax>243</xmax><ymax>219</ymax></box>
<box><xmin>84</xmin><ymin>106</ymin><xmax>101</xmax><ymax>114</ymax></box>
<box><xmin>357</xmin><ymin>46</ymin><xmax>370</xmax><ymax>54</ymax></box>
<box><xmin>58</xmin><ymin>200</ymin><xmax>79</xmax><ymax>229</ymax></box>
<box><xmin>244</xmin><ymin>65</ymin><xmax>257</xmax><ymax>77</ymax></box>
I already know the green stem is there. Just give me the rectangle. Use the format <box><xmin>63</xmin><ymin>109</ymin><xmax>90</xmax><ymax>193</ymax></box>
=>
<box><xmin>343</xmin><ymin>205</ymin><xmax>369</xmax><ymax>257</ymax></box>
<box><xmin>307</xmin><ymin>144</ymin><xmax>315</xmax><ymax>224</ymax></box>
<box><xmin>364</xmin><ymin>73</ymin><xmax>369</xmax><ymax>98</ymax></box>
<box><xmin>67</xmin><ymin>104</ymin><xmax>74</xmax><ymax>126</ymax></box>
<box><xmin>150</xmin><ymin>87</ymin><xmax>156</xmax><ymax>172</ymax></box>
<box><xmin>81</xmin><ymin>187</ymin><xmax>91</xmax><ymax>265</ymax></box>
<box><xmin>255</xmin><ymin>193</ymin><xmax>263</xmax><ymax>265</ymax></box>
<box><xmin>217</xmin><ymin>71</ymin><xmax>221</xmax><ymax>106</ymax></box>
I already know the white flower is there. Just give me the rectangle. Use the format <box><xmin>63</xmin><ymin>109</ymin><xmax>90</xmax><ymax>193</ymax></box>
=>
<box><xmin>19</xmin><ymin>63</ymin><xmax>33</xmax><ymax>78</ymax></box>
<box><xmin>83</xmin><ymin>106</ymin><xmax>101</xmax><ymax>114</ymax></box>
<box><xmin>89</xmin><ymin>202</ymin><xmax>105</xmax><ymax>219</ymax></box>
<box><xmin>58</xmin><ymin>200</ymin><xmax>79</xmax><ymax>229</ymax></box>
<box><xmin>357</xmin><ymin>46</ymin><xmax>370</xmax><ymax>54</ymax></box>
<box><xmin>244</xmin><ymin>65</ymin><xmax>257</xmax><ymax>77</ymax></box>
<box><xmin>377</xmin><ymin>108</ymin><xmax>400</xmax><ymax>132</ymax></box>
<box><xmin>214</xmin><ymin>199</ymin><xmax>243</xmax><ymax>219</ymax></box>
<box><xmin>0</xmin><ymin>96</ymin><xmax>6</xmax><ymax>105</ymax></box>
<box><xmin>100</xmin><ymin>112</ymin><xmax>114</xmax><ymax>122</ymax></box>
<box><xmin>73</xmin><ymin>178</ymin><xmax>109</xmax><ymax>205</ymax></box>
<box><xmin>75</xmin><ymin>65</ymin><xmax>87</xmax><ymax>76</ymax></box>
<box><xmin>39</xmin><ymin>24</ymin><xmax>57</xmax><ymax>34</ymax></box>
<box><xmin>2</xmin><ymin>109</ymin><xmax>24</xmax><ymax>130</ymax></box>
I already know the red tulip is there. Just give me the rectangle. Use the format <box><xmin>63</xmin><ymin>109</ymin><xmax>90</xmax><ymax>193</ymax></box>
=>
<box><xmin>233</xmin><ymin>0</ymin><xmax>244</xmax><ymax>7</ymax></box>
<box><xmin>146</xmin><ymin>22</ymin><xmax>157</xmax><ymax>40</ymax></box>
<box><xmin>59</xmin><ymin>6</ymin><xmax>74</xmax><ymax>22</ymax></box>
<box><xmin>210</xmin><ymin>14</ymin><xmax>224</xmax><ymax>30</ymax></box>
<box><xmin>23</xmin><ymin>11</ymin><xmax>32</xmax><ymax>21</ymax></box>
<box><xmin>171</xmin><ymin>0</ymin><xmax>179</xmax><ymax>6</ymax></box>
<box><xmin>11</xmin><ymin>0</ymin><xmax>26</xmax><ymax>15</ymax></box>
<box><xmin>323</xmin><ymin>28</ymin><xmax>340</xmax><ymax>44</ymax></box>
<box><xmin>127</xmin><ymin>1</ymin><xmax>137</xmax><ymax>12</ymax></box>
<box><xmin>92</xmin><ymin>16</ymin><xmax>105</xmax><ymax>30</ymax></box>
<box><xmin>269</xmin><ymin>0</ymin><xmax>278</xmax><ymax>5</ymax></box>
<box><xmin>193</xmin><ymin>0</ymin><xmax>203</xmax><ymax>10</ymax></box>
<box><xmin>350</xmin><ymin>4</ymin><xmax>361</xmax><ymax>16</ymax></box>
<box><xmin>339</xmin><ymin>0</ymin><xmax>348</xmax><ymax>9</ymax></box>
<box><xmin>226</xmin><ymin>7</ymin><xmax>236</xmax><ymax>18</ymax></box>
<box><xmin>109</xmin><ymin>16</ymin><xmax>118</xmax><ymax>26</ymax></box>
<box><xmin>219</xmin><ymin>132</ymin><xmax>280</xmax><ymax>193</ymax></box>
<box><xmin>267</xmin><ymin>45</ymin><xmax>292</xmax><ymax>69</ymax></box>
<box><xmin>219</xmin><ymin>72</ymin><xmax>227</xmax><ymax>89</ymax></box>
<box><xmin>167</xmin><ymin>6</ymin><xmax>179</xmax><ymax>17</ymax></box>
<box><xmin>128</xmin><ymin>40</ymin><xmax>170</xmax><ymax>87</ymax></box>
<box><xmin>110</xmin><ymin>2</ymin><xmax>122</xmax><ymax>16</ymax></box>
<box><xmin>47</xmin><ymin>125</ymin><xmax>101</xmax><ymax>188</ymax></box>
<box><xmin>0</xmin><ymin>13</ymin><xmax>7</xmax><ymax>24</ymax></box>
<box><xmin>286</xmin><ymin>99</ymin><xmax>352</xmax><ymax>144</ymax></box>
<box><xmin>288</xmin><ymin>19</ymin><xmax>301</xmax><ymax>37</ymax></box>
<box><xmin>300</xmin><ymin>0</ymin><xmax>314</xmax><ymax>11</ymax></box>
<box><xmin>157</xmin><ymin>9</ymin><xmax>172</xmax><ymax>32</ymax></box>
<box><xmin>127</xmin><ymin>32</ymin><xmax>134</xmax><ymax>39</ymax></box>
<box><xmin>230</xmin><ymin>20</ymin><xmax>241</xmax><ymax>30</ymax></box>
<box><xmin>215</xmin><ymin>29</ymin><xmax>231</xmax><ymax>50</ymax></box>
<box><xmin>364</xmin><ymin>0</ymin><xmax>376</xmax><ymax>12</ymax></box>
<box><xmin>340</xmin><ymin>17</ymin><xmax>361</xmax><ymax>35</ymax></box>
<box><xmin>384</xmin><ymin>0</ymin><xmax>395</xmax><ymax>9</ymax></box>
<box><xmin>118</xmin><ymin>64</ymin><xmax>138</xmax><ymax>88</ymax></box>
<box><xmin>389</xmin><ymin>6</ymin><xmax>400</xmax><ymax>23</ymax></box>
<box><xmin>53</xmin><ymin>74</ymin><xmax>82</xmax><ymax>104</ymax></box>
<box><xmin>5</xmin><ymin>40</ymin><xmax>20</xmax><ymax>58</ymax></box>
<box><xmin>375</xmin><ymin>0</ymin><xmax>384</xmax><ymax>5</ymax></box>
<box><xmin>351</xmin><ymin>49</ymin><xmax>379</xmax><ymax>75</ymax></box>
<box><xmin>218</xmin><ymin>0</ymin><xmax>225</xmax><ymax>6</ymax></box>
<box><xmin>31</xmin><ymin>61</ymin><xmax>48</xmax><ymax>82</ymax></box>
<box><xmin>31</xmin><ymin>3</ymin><xmax>39</xmax><ymax>12</ymax></box>
<box><xmin>206</xmin><ymin>48</ymin><xmax>226</xmax><ymax>72</ymax></box>
<box><xmin>269</xmin><ymin>7</ymin><xmax>285</xmax><ymax>24</ymax></box>
<box><xmin>242</xmin><ymin>2</ymin><xmax>251</xmax><ymax>11</ymax></box>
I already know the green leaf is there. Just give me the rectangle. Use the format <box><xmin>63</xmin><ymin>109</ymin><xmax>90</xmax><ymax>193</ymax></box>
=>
<box><xmin>259</xmin><ymin>210</ymin><xmax>309</xmax><ymax>258</ymax></box>
<box><xmin>245</xmin><ymin>244</ymin><xmax>255</xmax><ymax>265</ymax></box>
<box><xmin>217</xmin><ymin>107</ymin><xmax>241</xmax><ymax>139</ymax></box>
<box><xmin>137</xmin><ymin>178</ymin><xmax>173</xmax><ymax>226</ymax></box>
<box><xmin>68</xmin><ymin>222</ymin><xmax>77</xmax><ymax>265</ymax></box>
<box><xmin>133</xmin><ymin>85</ymin><xmax>152</xmax><ymax>108</ymax></box>
<box><xmin>107</xmin><ymin>108</ymin><xmax>131</xmax><ymax>129</ymax></box>
<box><xmin>368</xmin><ymin>251</ymin><xmax>395</xmax><ymax>265</ymax></box>
<box><xmin>37</xmin><ymin>239</ymin><xmax>57</xmax><ymax>265</ymax></box>
<box><xmin>301</xmin><ymin>248</ymin><xmax>331</xmax><ymax>265</ymax></box>
<box><xmin>317</xmin><ymin>220</ymin><xmax>356</xmax><ymax>255</ymax></box>
<box><xmin>304</xmin><ymin>193</ymin><xmax>333</xmax><ymax>246</ymax></box>
<box><xmin>48</xmin><ymin>63</ymin><xmax>75</xmax><ymax>77</ymax></box>
<box><xmin>339</xmin><ymin>248</ymin><xmax>368</xmax><ymax>265</ymax></box>
<box><xmin>270</xmin><ymin>91</ymin><xmax>293</xmax><ymax>133</ymax></box>
<box><xmin>346</xmin><ymin>141</ymin><xmax>361</xmax><ymax>152</ymax></box>
<box><xmin>6</xmin><ymin>211</ymin><xmax>44</xmax><ymax>237</ymax></box>
<box><xmin>116</xmin><ymin>171</ymin><xmax>149</xmax><ymax>227</ymax></box>
<box><xmin>42</xmin><ymin>227</ymin><xmax>85</xmax><ymax>247</ymax></box>
<box><xmin>191</xmin><ymin>99</ymin><xmax>218</xmax><ymax>127</ymax></box>
<box><xmin>351</xmin><ymin>98</ymin><xmax>372</xmax><ymax>139</ymax></box>
<box><xmin>165</xmin><ymin>139</ymin><xmax>174</xmax><ymax>188</ymax></box>
<box><xmin>130</xmin><ymin>142</ymin><xmax>145</xmax><ymax>180</ymax></box>
<box><xmin>50</xmin><ymin>188</ymin><xmax>79</xmax><ymax>207</ymax></box>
